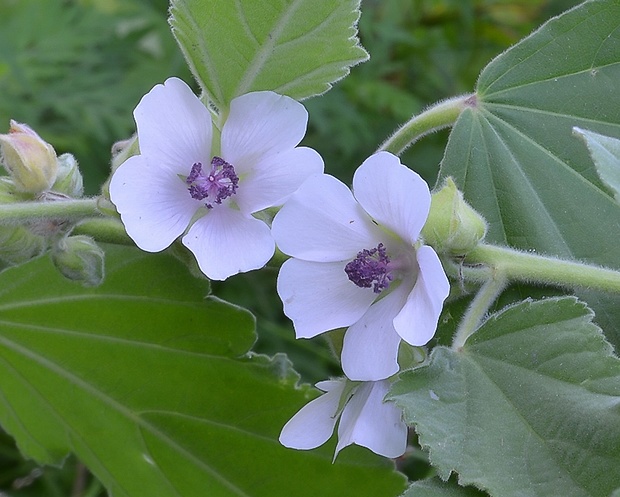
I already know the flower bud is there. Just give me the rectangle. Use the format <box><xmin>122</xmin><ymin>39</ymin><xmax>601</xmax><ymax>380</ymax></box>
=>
<box><xmin>110</xmin><ymin>135</ymin><xmax>139</xmax><ymax>173</ymax></box>
<box><xmin>99</xmin><ymin>135</ymin><xmax>139</xmax><ymax>216</ymax></box>
<box><xmin>0</xmin><ymin>120</ymin><xmax>58</xmax><ymax>193</ymax></box>
<box><xmin>0</xmin><ymin>177</ymin><xmax>30</xmax><ymax>204</ymax></box>
<box><xmin>0</xmin><ymin>225</ymin><xmax>46</xmax><ymax>265</ymax></box>
<box><xmin>51</xmin><ymin>235</ymin><xmax>104</xmax><ymax>287</ymax></box>
<box><xmin>52</xmin><ymin>153</ymin><xmax>84</xmax><ymax>197</ymax></box>
<box><xmin>422</xmin><ymin>177</ymin><xmax>487</xmax><ymax>255</ymax></box>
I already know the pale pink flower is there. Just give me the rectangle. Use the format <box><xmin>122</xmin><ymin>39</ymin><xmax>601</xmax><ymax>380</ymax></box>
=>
<box><xmin>110</xmin><ymin>77</ymin><xmax>323</xmax><ymax>280</ymax></box>
<box><xmin>279</xmin><ymin>378</ymin><xmax>407</xmax><ymax>459</ymax></box>
<box><xmin>273</xmin><ymin>152</ymin><xmax>449</xmax><ymax>381</ymax></box>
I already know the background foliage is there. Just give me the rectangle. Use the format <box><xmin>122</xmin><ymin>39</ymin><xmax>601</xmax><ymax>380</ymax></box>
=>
<box><xmin>0</xmin><ymin>0</ymin><xmax>580</xmax><ymax>494</ymax></box>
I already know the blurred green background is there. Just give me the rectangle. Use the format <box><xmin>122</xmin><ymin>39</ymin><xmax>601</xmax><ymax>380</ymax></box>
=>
<box><xmin>0</xmin><ymin>0</ymin><xmax>578</xmax><ymax>494</ymax></box>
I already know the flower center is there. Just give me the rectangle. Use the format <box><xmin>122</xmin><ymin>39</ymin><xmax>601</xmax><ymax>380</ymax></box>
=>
<box><xmin>186</xmin><ymin>156</ymin><xmax>239</xmax><ymax>209</ymax></box>
<box><xmin>344</xmin><ymin>243</ymin><xmax>393</xmax><ymax>294</ymax></box>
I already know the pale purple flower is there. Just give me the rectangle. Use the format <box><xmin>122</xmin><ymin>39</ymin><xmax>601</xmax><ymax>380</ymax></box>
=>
<box><xmin>109</xmin><ymin>77</ymin><xmax>323</xmax><ymax>280</ymax></box>
<box><xmin>272</xmin><ymin>152</ymin><xmax>449</xmax><ymax>381</ymax></box>
<box><xmin>279</xmin><ymin>378</ymin><xmax>407</xmax><ymax>459</ymax></box>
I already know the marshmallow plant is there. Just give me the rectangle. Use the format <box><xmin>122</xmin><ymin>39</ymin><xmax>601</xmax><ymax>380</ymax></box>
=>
<box><xmin>1</xmin><ymin>1</ymin><xmax>620</xmax><ymax>497</ymax></box>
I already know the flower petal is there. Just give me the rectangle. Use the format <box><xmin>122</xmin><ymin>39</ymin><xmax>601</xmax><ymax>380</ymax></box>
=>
<box><xmin>221</xmin><ymin>92</ymin><xmax>308</xmax><ymax>173</ymax></box>
<box><xmin>394</xmin><ymin>245</ymin><xmax>450</xmax><ymax>345</ymax></box>
<box><xmin>336</xmin><ymin>381</ymin><xmax>407</xmax><ymax>459</ymax></box>
<box><xmin>279</xmin><ymin>380</ymin><xmax>345</xmax><ymax>450</ymax></box>
<box><xmin>133</xmin><ymin>78</ymin><xmax>212</xmax><ymax>175</ymax></box>
<box><xmin>235</xmin><ymin>146</ymin><xmax>324</xmax><ymax>214</ymax></box>
<box><xmin>341</xmin><ymin>286</ymin><xmax>409</xmax><ymax>381</ymax></box>
<box><xmin>277</xmin><ymin>259</ymin><xmax>376</xmax><ymax>339</ymax></box>
<box><xmin>109</xmin><ymin>155</ymin><xmax>198</xmax><ymax>252</ymax></box>
<box><xmin>182</xmin><ymin>208</ymin><xmax>274</xmax><ymax>280</ymax></box>
<box><xmin>353</xmin><ymin>152</ymin><xmax>431</xmax><ymax>244</ymax></box>
<box><xmin>272</xmin><ymin>174</ymin><xmax>381</xmax><ymax>262</ymax></box>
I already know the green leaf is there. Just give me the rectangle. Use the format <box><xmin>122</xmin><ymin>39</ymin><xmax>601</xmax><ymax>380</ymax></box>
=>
<box><xmin>0</xmin><ymin>245</ymin><xmax>406</xmax><ymax>497</ymax></box>
<box><xmin>403</xmin><ymin>478</ymin><xmax>488</xmax><ymax>497</ymax></box>
<box><xmin>573</xmin><ymin>127</ymin><xmax>620</xmax><ymax>201</ymax></box>
<box><xmin>169</xmin><ymin>0</ymin><xmax>368</xmax><ymax>110</ymax></box>
<box><xmin>389</xmin><ymin>297</ymin><xmax>620</xmax><ymax>497</ymax></box>
<box><xmin>440</xmin><ymin>0</ymin><xmax>620</xmax><ymax>264</ymax></box>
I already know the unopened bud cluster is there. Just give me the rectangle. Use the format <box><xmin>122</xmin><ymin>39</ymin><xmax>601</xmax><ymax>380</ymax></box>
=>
<box><xmin>52</xmin><ymin>235</ymin><xmax>104</xmax><ymax>287</ymax></box>
<box><xmin>0</xmin><ymin>120</ymin><xmax>58</xmax><ymax>193</ymax></box>
<box><xmin>0</xmin><ymin>174</ymin><xmax>47</xmax><ymax>266</ymax></box>
<box><xmin>0</xmin><ymin>120</ymin><xmax>103</xmax><ymax>285</ymax></box>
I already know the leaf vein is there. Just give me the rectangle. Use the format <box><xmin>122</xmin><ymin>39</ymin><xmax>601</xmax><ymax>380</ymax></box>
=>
<box><xmin>234</xmin><ymin>0</ymin><xmax>305</xmax><ymax>96</ymax></box>
<box><xmin>0</xmin><ymin>321</ymin><xmax>226</xmax><ymax>360</ymax></box>
<box><xmin>0</xmin><ymin>335</ymin><xmax>253</xmax><ymax>497</ymax></box>
<box><xmin>461</xmin><ymin>353</ymin><xmax>596</xmax><ymax>494</ymax></box>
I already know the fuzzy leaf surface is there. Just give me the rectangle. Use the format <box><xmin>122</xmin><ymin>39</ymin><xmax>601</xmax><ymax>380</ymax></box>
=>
<box><xmin>441</xmin><ymin>0</ymin><xmax>620</xmax><ymax>261</ymax></box>
<box><xmin>169</xmin><ymin>0</ymin><xmax>368</xmax><ymax>109</ymax></box>
<box><xmin>390</xmin><ymin>297</ymin><xmax>620</xmax><ymax>497</ymax></box>
<box><xmin>403</xmin><ymin>478</ymin><xmax>489</xmax><ymax>497</ymax></box>
<box><xmin>439</xmin><ymin>0</ymin><xmax>620</xmax><ymax>346</ymax></box>
<box><xmin>574</xmin><ymin>127</ymin><xmax>620</xmax><ymax>201</ymax></box>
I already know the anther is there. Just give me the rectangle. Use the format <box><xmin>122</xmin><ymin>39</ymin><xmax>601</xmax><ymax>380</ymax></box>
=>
<box><xmin>344</xmin><ymin>243</ymin><xmax>393</xmax><ymax>293</ymax></box>
<box><xmin>186</xmin><ymin>156</ymin><xmax>239</xmax><ymax>208</ymax></box>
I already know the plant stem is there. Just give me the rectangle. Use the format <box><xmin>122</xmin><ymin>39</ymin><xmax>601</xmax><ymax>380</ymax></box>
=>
<box><xmin>378</xmin><ymin>94</ymin><xmax>474</xmax><ymax>155</ymax></box>
<box><xmin>71</xmin><ymin>462</ymin><xmax>88</xmax><ymax>497</ymax></box>
<box><xmin>450</xmin><ymin>243</ymin><xmax>620</xmax><ymax>348</ymax></box>
<box><xmin>0</xmin><ymin>197</ymin><xmax>135</xmax><ymax>246</ymax></box>
<box><xmin>466</xmin><ymin>244</ymin><xmax>620</xmax><ymax>295</ymax></box>
<box><xmin>452</xmin><ymin>271</ymin><xmax>507</xmax><ymax>350</ymax></box>
<box><xmin>73</xmin><ymin>218</ymin><xmax>133</xmax><ymax>245</ymax></box>
<box><xmin>0</xmin><ymin>198</ymin><xmax>100</xmax><ymax>224</ymax></box>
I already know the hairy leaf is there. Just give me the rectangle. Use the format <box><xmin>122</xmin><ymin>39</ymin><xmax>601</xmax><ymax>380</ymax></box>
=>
<box><xmin>574</xmin><ymin>127</ymin><xmax>620</xmax><ymax>201</ymax></box>
<box><xmin>441</xmin><ymin>0</ymin><xmax>620</xmax><ymax>260</ymax></box>
<box><xmin>439</xmin><ymin>0</ymin><xmax>620</xmax><ymax>346</ymax></box>
<box><xmin>403</xmin><ymin>478</ymin><xmax>488</xmax><ymax>497</ymax></box>
<box><xmin>169</xmin><ymin>0</ymin><xmax>368</xmax><ymax>110</ymax></box>
<box><xmin>390</xmin><ymin>297</ymin><xmax>620</xmax><ymax>497</ymax></box>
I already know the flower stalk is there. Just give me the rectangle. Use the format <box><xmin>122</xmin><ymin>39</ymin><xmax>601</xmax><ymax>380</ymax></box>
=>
<box><xmin>452</xmin><ymin>271</ymin><xmax>507</xmax><ymax>350</ymax></box>
<box><xmin>72</xmin><ymin>218</ymin><xmax>133</xmax><ymax>245</ymax></box>
<box><xmin>448</xmin><ymin>243</ymin><xmax>620</xmax><ymax>348</ymax></box>
<box><xmin>378</xmin><ymin>94</ymin><xmax>474</xmax><ymax>156</ymax></box>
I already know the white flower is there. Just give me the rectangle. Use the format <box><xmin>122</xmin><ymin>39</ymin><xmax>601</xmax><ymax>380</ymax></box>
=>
<box><xmin>272</xmin><ymin>152</ymin><xmax>449</xmax><ymax>381</ymax></box>
<box><xmin>279</xmin><ymin>378</ymin><xmax>407</xmax><ymax>459</ymax></box>
<box><xmin>109</xmin><ymin>77</ymin><xmax>323</xmax><ymax>280</ymax></box>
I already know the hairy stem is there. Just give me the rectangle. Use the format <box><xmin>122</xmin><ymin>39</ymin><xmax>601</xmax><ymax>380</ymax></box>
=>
<box><xmin>0</xmin><ymin>198</ymin><xmax>100</xmax><ymax>224</ymax></box>
<box><xmin>73</xmin><ymin>218</ymin><xmax>133</xmax><ymax>245</ymax></box>
<box><xmin>449</xmin><ymin>242</ymin><xmax>620</xmax><ymax>348</ymax></box>
<box><xmin>70</xmin><ymin>462</ymin><xmax>88</xmax><ymax>497</ymax></box>
<box><xmin>466</xmin><ymin>244</ymin><xmax>620</xmax><ymax>295</ymax></box>
<box><xmin>452</xmin><ymin>272</ymin><xmax>507</xmax><ymax>350</ymax></box>
<box><xmin>378</xmin><ymin>94</ymin><xmax>474</xmax><ymax>155</ymax></box>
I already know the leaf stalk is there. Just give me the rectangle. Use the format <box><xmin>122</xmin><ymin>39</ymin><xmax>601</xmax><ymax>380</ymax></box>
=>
<box><xmin>378</xmin><ymin>94</ymin><xmax>474</xmax><ymax>156</ymax></box>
